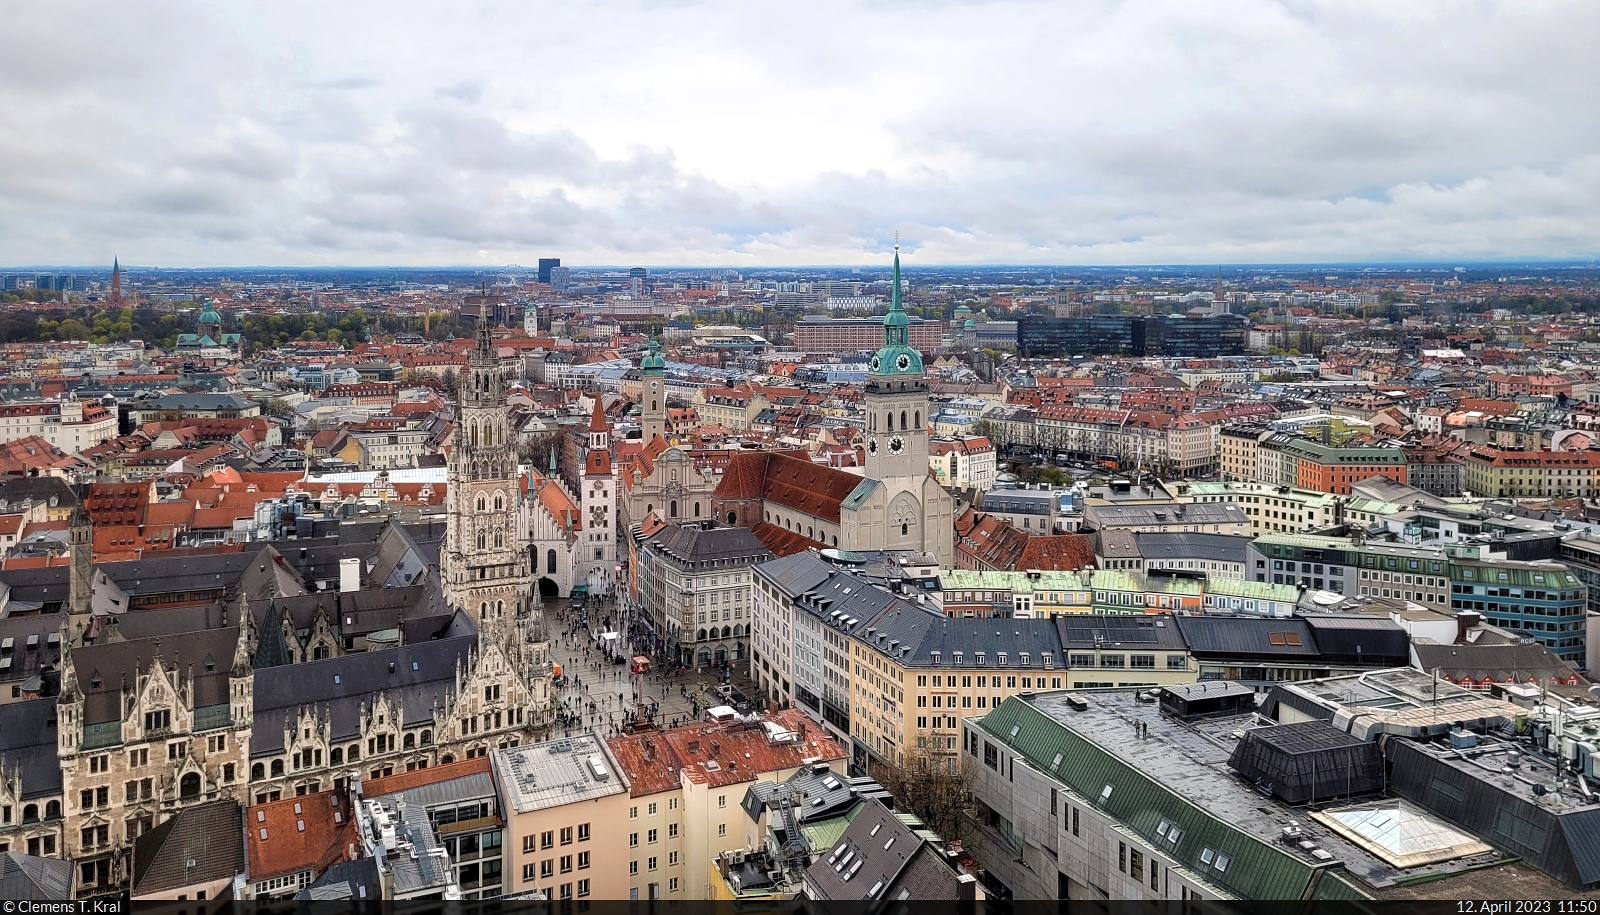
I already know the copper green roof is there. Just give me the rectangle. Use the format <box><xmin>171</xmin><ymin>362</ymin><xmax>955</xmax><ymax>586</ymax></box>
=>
<box><xmin>870</xmin><ymin>244</ymin><xmax>923</xmax><ymax>377</ymax></box>
<box><xmin>641</xmin><ymin>339</ymin><xmax>666</xmax><ymax>372</ymax></box>
<box><xmin>976</xmin><ymin>697</ymin><xmax>1357</xmax><ymax>900</ymax></box>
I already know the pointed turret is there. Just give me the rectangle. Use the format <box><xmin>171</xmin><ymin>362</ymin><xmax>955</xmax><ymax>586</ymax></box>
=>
<box><xmin>476</xmin><ymin>294</ymin><xmax>495</xmax><ymax>359</ymax></box>
<box><xmin>58</xmin><ymin>618</ymin><xmax>80</xmax><ymax>702</ymax></box>
<box><xmin>233</xmin><ymin>595</ymin><xmax>256</xmax><ymax>677</ymax></box>
<box><xmin>585</xmin><ymin>397</ymin><xmax>611</xmax><ymax>477</ymax></box>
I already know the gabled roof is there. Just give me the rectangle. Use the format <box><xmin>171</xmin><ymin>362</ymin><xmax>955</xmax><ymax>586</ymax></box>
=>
<box><xmin>1412</xmin><ymin>639</ymin><xmax>1582</xmax><ymax>683</ymax></box>
<box><xmin>133</xmin><ymin>799</ymin><xmax>245</xmax><ymax>896</ymax></box>
<box><xmin>714</xmin><ymin>451</ymin><xmax>860</xmax><ymax>523</ymax></box>
<box><xmin>803</xmin><ymin>798</ymin><xmax>961</xmax><ymax>900</ymax></box>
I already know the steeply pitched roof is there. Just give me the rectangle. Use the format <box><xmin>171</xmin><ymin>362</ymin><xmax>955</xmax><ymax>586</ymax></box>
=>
<box><xmin>803</xmin><ymin>798</ymin><xmax>961</xmax><ymax>900</ymax></box>
<box><xmin>1413</xmin><ymin>639</ymin><xmax>1583</xmax><ymax>683</ymax></box>
<box><xmin>246</xmin><ymin>789</ymin><xmax>359</xmax><ymax>882</ymax></box>
<box><xmin>132</xmin><ymin>799</ymin><xmax>245</xmax><ymax>896</ymax></box>
<box><xmin>748</xmin><ymin>522</ymin><xmax>825</xmax><ymax>557</ymax></box>
<box><xmin>251</xmin><ymin>634</ymin><xmax>475</xmax><ymax>755</ymax></box>
<box><xmin>0</xmin><ymin>851</ymin><xmax>75</xmax><ymax>900</ymax></box>
<box><xmin>0</xmin><ymin>699</ymin><xmax>63</xmax><ymax>799</ymax></box>
<box><xmin>714</xmin><ymin>451</ymin><xmax>860</xmax><ymax>523</ymax></box>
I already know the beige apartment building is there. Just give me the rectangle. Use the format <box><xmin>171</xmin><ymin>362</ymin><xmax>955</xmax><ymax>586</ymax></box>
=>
<box><xmin>1218</xmin><ymin>425</ymin><xmax>1266</xmax><ymax>482</ymax></box>
<box><xmin>492</xmin><ymin>734</ymin><xmax>633</xmax><ymax>903</ymax></box>
<box><xmin>605</xmin><ymin>708</ymin><xmax>846</xmax><ymax>900</ymax></box>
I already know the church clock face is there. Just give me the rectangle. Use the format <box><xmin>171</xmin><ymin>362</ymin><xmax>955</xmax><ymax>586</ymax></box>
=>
<box><xmin>889</xmin><ymin>435</ymin><xmax>905</xmax><ymax>455</ymax></box>
<box><xmin>867</xmin><ymin>438</ymin><xmax>879</xmax><ymax>455</ymax></box>
<box><xmin>896</xmin><ymin>353</ymin><xmax>912</xmax><ymax>372</ymax></box>
<box><xmin>870</xmin><ymin>354</ymin><xmax>881</xmax><ymax>372</ymax></box>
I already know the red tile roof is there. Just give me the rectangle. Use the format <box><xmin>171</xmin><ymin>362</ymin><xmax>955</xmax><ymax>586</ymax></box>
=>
<box><xmin>361</xmin><ymin>756</ymin><xmax>492</xmax><ymax>798</ymax></box>
<box><xmin>715</xmin><ymin>451</ymin><xmax>860</xmax><ymax>523</ymax></box>
<box><xmin>606</xmin><ymin>708</ymin><xmax>845</xmax><ymax>798</ymax></box>
<box><xmin>245</xmin><ymin>789</ymin><xmax>360</xmax><ymax>882</ymax></box>
<box><xmin>748</xmin><ymin>522</ymin><xmax>825</xmax><ymax>557</ymax></box>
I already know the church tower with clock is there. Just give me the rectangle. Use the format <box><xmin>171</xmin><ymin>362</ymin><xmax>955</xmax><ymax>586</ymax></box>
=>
<box><xmin>840</xmin><ymin>240</ymin><xmax>955</xmax><ymax>564</ymax></box>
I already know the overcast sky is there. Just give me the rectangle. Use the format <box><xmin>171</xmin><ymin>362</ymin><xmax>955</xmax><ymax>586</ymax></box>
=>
<box><xmin>3</xmin><ymin>0</ymin><xmax>1598</xmax><ymax>267</ymax></box>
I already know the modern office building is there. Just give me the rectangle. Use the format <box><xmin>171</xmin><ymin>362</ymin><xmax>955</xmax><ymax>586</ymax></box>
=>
<box><xmin>1017</xmin><ymin>314</ymin><xmax>1247</xmax><ymax>358</ymax></box>
<box><xmin>1448</xmin><ymin>558</ymin><xmax>1587</xmax><ymax>663</ymax></box>
<box><xmin>537</xmin><ymin>258</ymin><xmax>560</xmax><ymax>284</ymax></box>
<box><xmin>792</xmin><ymin>315</ymin><xmax>944</xmax><ymax>357</ymax></box>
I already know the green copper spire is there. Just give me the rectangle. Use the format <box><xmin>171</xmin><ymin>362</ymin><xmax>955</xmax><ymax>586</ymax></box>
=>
<box><xmin>890</xmin><ymin>234</ymin><xmax>902</xmax><ymax>313</ymax></box>
<box><xmin>870</xmin><ymin>233</ymin><xmax>922</xmax><ymax>377</ymax></box>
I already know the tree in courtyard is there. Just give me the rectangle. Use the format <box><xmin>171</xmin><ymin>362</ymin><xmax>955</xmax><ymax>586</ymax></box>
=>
<box><xmin>869</xmin><ymin>746</ymin><xmax>975</xmax><ymax>843</ymax></box>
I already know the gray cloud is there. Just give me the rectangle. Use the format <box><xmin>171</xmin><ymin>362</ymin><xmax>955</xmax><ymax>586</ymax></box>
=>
<box><xmin>0</xmin><ymin>0</ymin><xmax>1596</xmax><ymax>265</ymax></box>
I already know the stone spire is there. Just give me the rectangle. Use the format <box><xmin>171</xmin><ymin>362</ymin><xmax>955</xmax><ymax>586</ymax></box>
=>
<box><xmin>232</xmin><ymin>595</ymin><xmax>256</xmax><ymax>677</ymax></box>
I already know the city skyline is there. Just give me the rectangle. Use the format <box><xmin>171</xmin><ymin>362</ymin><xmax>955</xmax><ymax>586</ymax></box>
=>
<box><xmin>3</xmin><ymin>1</ymin><xmax>1598</xmax><ymax>267</ymax></box>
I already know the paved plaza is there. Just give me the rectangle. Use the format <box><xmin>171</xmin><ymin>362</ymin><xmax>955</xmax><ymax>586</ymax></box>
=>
<box><xmin>540</xmin><ymin>597</ymin><xmax>762</xmax><ymax>742</ymax></box>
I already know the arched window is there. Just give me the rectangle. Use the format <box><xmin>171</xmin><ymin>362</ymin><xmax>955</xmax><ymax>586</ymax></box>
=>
<box><xmin>697</xmin><ymin>629</ymin><xmax>706</xmax><ymax>641</ymax></box>
<box><xmin>470</xmin><ymin>421</ymin><xmax>479</xmax><ymax>447</ymax></box>
<box><xmin>476</xmin><ymin>494</ymin><xmax>486</xmax><ymax>512</ymax></box>
<box><xmin>494</xmin><ymin>493</ymin><xmax>504</xmax><ymax>511</ymax></box>
<box><xmin>44</xmin><ymin>800</ymin><xmax>60</xmax><ymax>819</ymax></box>
<box><xmin>494</xmin><ymin>531</ymin><xmax>503</xmax><ymax>548</ymax></box>
<box><xmin>694</xmin><ymin>503</ymin><xmax>701</xmax><ymax>517</ymax></box>
<box><xmin>270</xmin><ymin>759</ymin><xmax>284</xmax><ymax>778</ymax></box>
<box><xmin>22</xmin><ymin>804</ymin><xmax>38</xmax><ymax>823</ymax></box>
<box><xmin>496</xmin><ymin>601</ymin><xmax>504</xmax><ymax>617</ymax></box>
<box><xmin>901</xmin><ymin>523</ymin><xmax>909</xmax><ymax>536</ymax></box>
<box><xmin>404</xmin><ymin>733</ymin><xmax>416</xmax><ymax>750</ymax></box>
<box><xmin>729</xmin><ymin>512</ymin><xmax>737</xmax><ymax>524</ymax></box>
<box><xmin>477</xmin><ymin>531</ymin><xmax>486</xmax><ymax>550</ymax></box>
<box><xmin>547</xmin><ymin>550</ymin><xmax>557</xmax><ymax>574</ymax></box>
<box><xmin>330</xmin><ymin>748</ymin><xmax>342</xmax><ymax>766</ymax></box>
<box><xmin>914</xmin><ymin>411</ymin><xmax>920</xmax><ymax>429</ymax></box>
<box><xmin>886</xmin><ymin>412</ymin><xmax>894</xmax><ymax>431</ymax></box>
<box><xmin>901</xmin><ymin>411</ymin><xmax>908</xmax><ymax>430</ymax></box>
<box><xmin>421</xmin><ymin>729</ymin><xmax>433</xmax><ymax>746</ymax></box>
<box><xmin>480</xmin><ymin>602</ymin><xmax>488</xmax><ymax>618</ymax></box>
<box><xmin>441</xmin><ymin>755</ymin><xmax>454</xmax><ymax>764</ymax></box>
<box><xmin>251</xmin><ymin>763</ymin><xmax>265</xmax><ymax>781</ymax></box>
<box><xmin>721</xmin><ymin>626</ymin><xmax>731</xmax><ymax>639</ymax></box>
<box><xmin>348</xmin><ymin>744</ymin><xmax>360</xmax><ymax>762</ymax></box>
<box><xmin>180</xmin><ymin>773</ymin><xmax>202</xmax><ymax>799</ymax></box>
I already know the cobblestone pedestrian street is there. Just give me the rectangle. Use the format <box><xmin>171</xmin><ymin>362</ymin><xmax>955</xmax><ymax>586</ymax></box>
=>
<box><xmin>539</xmin><ymin>597</ymin><xmax>762</xmax><ymax>742</ymax></box>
